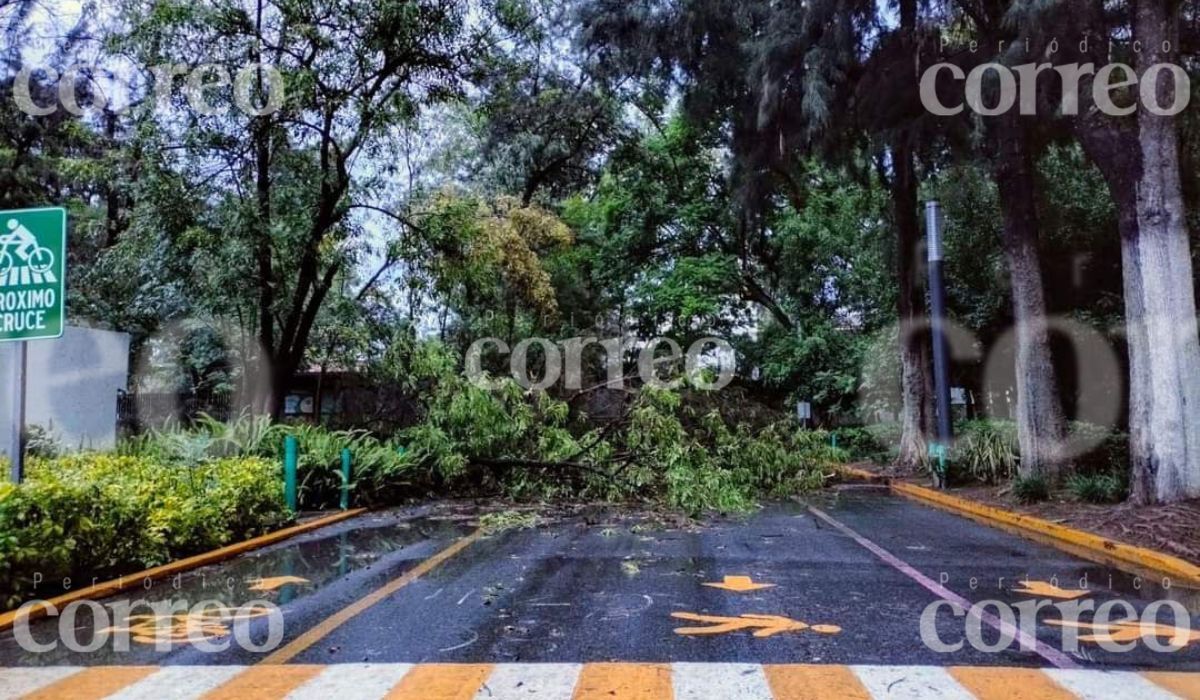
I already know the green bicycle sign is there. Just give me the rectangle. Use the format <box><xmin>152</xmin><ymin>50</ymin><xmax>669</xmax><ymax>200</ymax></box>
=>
<box><xmin>0</xmin><ymin>207</ymin><xmax>66</xmax><ymax>342</ymax></box>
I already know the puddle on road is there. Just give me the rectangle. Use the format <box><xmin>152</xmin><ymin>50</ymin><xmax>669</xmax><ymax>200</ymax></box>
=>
<box><xmin>0</xmin><ymin>515</ymin><xmax>470</xmax><ymax>665</ymax></box>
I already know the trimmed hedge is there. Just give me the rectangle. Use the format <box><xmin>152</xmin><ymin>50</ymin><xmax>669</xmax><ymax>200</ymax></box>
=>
<box><xmin>0</xmin><ymin>454</ymin><xmax>290</xmax><ymax>611</ymax></box>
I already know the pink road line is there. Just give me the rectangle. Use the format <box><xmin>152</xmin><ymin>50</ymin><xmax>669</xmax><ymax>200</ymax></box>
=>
<box><xmin>807</xmin><ymin>504</ymin><xmax>1079</xmax><ymax>669</ymax></box>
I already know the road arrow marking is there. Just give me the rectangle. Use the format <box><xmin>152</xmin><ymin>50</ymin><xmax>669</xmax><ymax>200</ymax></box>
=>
<box><xmin>1013</xmin><ymin>580</ymin><xmax>1088</xmax><ymax>600</ymax></box>
<box><xmin>671</xmin><ymin>612</ymin><xmax>840</xmax><ymax>638</ymax></box>
<box><xmin>702</xmin><ymin>575</ymin><xmax>775</xmax><ymax>592</ymax></box>
<box><xmin>248</xmin><ymin>575</ymin><xmax>311</xmax><ymax>592</ymax></box>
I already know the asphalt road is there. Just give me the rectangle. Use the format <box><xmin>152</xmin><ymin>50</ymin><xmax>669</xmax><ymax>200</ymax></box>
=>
<box><xmin>2</xmin><ymin>485</ymin><xmax>1199</xmax><ymax>698</ymax></box>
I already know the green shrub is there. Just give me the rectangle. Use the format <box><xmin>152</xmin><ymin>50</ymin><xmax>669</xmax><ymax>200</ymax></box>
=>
<box><xmin>834</xmin><ymin>426</ymin><xmax>893</xmax><ymax>462</ymax></box>
<box><xmin>955</xmin><ymin>421</ymin><xmax>1019</xmax><ymax>484</ymax></box>
<box><xmin>1067</xmin><ymin>472</ymin><xmax>1127</xmax><ymax>503</ymax></box>
<box><xmin>1013</xmin><ymin>474</ymin><xmax>1050</xmax><ymax>504</ymax></box>
<box><xmin>0</xmin><ymin>454</ymin><xmax>289</xmax><ymax>611</ymax></box>
<box><xmin>118</xmin><ymin>412</ymin><xmax>413</xmax><ymax>508</ymax></box>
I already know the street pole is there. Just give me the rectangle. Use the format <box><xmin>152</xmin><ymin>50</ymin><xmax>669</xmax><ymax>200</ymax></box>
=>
<box><xmin>8</xmin><ymin>341</ymin><xmax>27</xmax><ymax>484</ymax></box>
<box><xmin>924</xmin><ymin>200</ymin><xmax>953</xmax><ymax>488</ymax></box>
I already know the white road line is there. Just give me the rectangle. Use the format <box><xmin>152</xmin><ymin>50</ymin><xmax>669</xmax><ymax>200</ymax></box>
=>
<box><xmin>107</xmin><ymin>665</ymin><xmax>247</xmax><ymax>700</ymax></box>
<box><xmin>1045</xmin><ymin>669</ymin><xmax>1183</xmax><ymax>700</ymax></box>
<box><xmin>0</xmin><ymin>666</ymin><xmax>81</xmax><ymax>697</ymax></box>
<box><xmin>671</xmin><ymin>663</ymin><xmax>774</xmax><ymax>700</ymax></box>
<box><xmin>286</xmin><ymin>663</ymin><xmax>413</xmax><ymax>700</ymax></box>
<box><xmin>853</xmin><ymin>665</ymin><xmax>975</xmax><ymax>699</ymax></box>
<box><xmin>476</xmin><ymin>663</ymin><xmax>583</xmax><ymax>700</ymax></box>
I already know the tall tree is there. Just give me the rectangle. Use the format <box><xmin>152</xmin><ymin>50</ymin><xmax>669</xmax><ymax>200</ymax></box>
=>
<box><xmin>1022</xmin><ymin>0</ymin><xmax>1200</xmax><ymax>501</ymax></box>
<box><xmin>925</xmin><ymin>0</ymin><xmax>1072</xmax><ymax>479</ymax></box>
<box><xmin>113</xmin><ymin>0</ymin><xmax>480</xmax><ymax>415</ymax></box>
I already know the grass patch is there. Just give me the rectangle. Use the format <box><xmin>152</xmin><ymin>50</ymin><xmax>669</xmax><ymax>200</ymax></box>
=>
<box><xmin>1067</xmin><ymin>473</ymin><xmax>1127</xmax><ymax>504</ymax></box>
<box><xmin>1013</xmin><ymin>474</ymin><xmax>1050</xmax><ymax>504</ymax></box>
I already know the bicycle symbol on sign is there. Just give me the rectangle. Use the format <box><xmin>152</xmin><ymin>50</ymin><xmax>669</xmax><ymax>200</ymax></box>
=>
<box><xmin>0</xmin><ymin>218</ymin><xmax>55</xmax><ymax>278</ymax></box>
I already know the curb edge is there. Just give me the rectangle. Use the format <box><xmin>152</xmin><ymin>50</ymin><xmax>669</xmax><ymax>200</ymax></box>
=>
<box><xmin>840</xmin><ymin>466</ymin><xmax>1200</xmax><ymax>587</ymax></box>
<box><xmin>0</xmin><ymin>507</ymin><xmax>369</xmax><ymax>631</ymax></box>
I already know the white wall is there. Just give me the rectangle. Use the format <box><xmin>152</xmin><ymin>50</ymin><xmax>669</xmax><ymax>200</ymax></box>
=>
<box><xmin>0</xmin><ymin>326</ymin><xmax>130</xmax><ymax>455</ymax></box>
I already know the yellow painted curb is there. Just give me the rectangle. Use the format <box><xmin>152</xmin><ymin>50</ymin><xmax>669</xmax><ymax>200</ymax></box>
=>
<box><xmin>0</xmin><ymin>507</ymin><xmax>369</xmax><ymax>631</ymax></box>
<box><xmin>885</xmin><ymin>479</ymin><xmax>1200</xmax><ymax>587</ymax></box>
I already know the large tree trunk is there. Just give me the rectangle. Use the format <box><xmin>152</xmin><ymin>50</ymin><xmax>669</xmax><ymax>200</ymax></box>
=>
<box><xmin>893</xmin><ymin>0</ymin><xmax>932</xmax><ymax>467</ymax></box>
<box><xmin>993</xmin><ymin>116</ymin><xmax>1069</xmax><ymax>481</ymax></box>
<box><xmin>1123</xmin><ymin>0</ymin><xmax>1200</xmax><ymax>502</ymax></box>
<box><xmin>894</xmin><ymin>140</ymin><xmax>932</xmax><ymax>467</ymax></box>
<box><xmin>1060</xmin><ymin>0</ymin><xmax>1200</xmax><ymax>503</ymax></box>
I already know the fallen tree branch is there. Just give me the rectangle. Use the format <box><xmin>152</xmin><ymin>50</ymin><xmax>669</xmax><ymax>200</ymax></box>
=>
<box><xmin>469</xmin><ymin>456</ymin><xmax>617</xmax><ymax>482</ymax></box>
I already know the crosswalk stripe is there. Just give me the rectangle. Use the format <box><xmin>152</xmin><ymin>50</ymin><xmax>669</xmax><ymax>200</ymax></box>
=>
<box><xmin>0</xmin><ymin>667</ymin><xmax>81</xmax><ymax>698</ymax></box>
<box><xmin>385</xmin><ymin>663</ymin><xmax>493</xmax><ymax>699</ymax></box>
<box><xmin>1</xmin><ymin>663</ymin><xmax>1199</xmax><ymax>699</ymax></box>
<box><xmin>571</xmin><ymin>663</ymin><xmax>672</xmax><ymax>700</ymax></box>
<box><xmin>19</xmin><ymin>666</ymin><xmax>157</xmax><ymax>700</ymax></box>
<box><xmin>106</xmin><ymin>666</ymin><xmax>247</xmax><ymax>700</ymax></box>
<box><xmin>676</xmin><ymin>662</ymin><xmax>768</xmax><ymax>700</ymax></box>
<box><xmin>763</xmin><ymin>664</ymin><xmax>872</xmax><ymax>700</ymax></box>
<box><xmin>852</xmin><ymin>665</ymin><xmax>975</xmax><ymax>699</ymax></box>
<box><xmin>476</xmin><ymin>663</ymin><xmax>581</xmax><ymax>699</ymax></box>
<box><xmin>948</xmin><ymin>666</ymin><xmax>1077</xmax><ymax>700</ymax></box>
<box><xmin>1144</xmin><ymin>671</ymin><xmax>1200</xmax><ymax>700</ymax></box>
<box><xmin>200</xmin><ymin>664</ymin><xmax>325</xmax><ymax>699</ymax></box>
<box><xmin>1045</xmin><ymin>669</ymin><xmax>1184</xmax><ymax>700</ymax></box>
<box><xmin>671</xmin><ymin>663</ymin><xmax>773</xmax><ymax>700</ymax></box>
<box><xmin>286</xmin><ymin>663</ymin><xmax>413</xmax><ymax>700</ymax></box>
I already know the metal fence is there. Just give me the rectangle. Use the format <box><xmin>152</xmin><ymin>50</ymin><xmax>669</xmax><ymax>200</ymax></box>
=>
<box><xmin>116</xmin><ymin>391</ymin><xmax>233</xmax><ymax>435</ymax></box>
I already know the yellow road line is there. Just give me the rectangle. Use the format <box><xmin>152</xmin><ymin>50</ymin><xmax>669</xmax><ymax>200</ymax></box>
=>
<box><xmin>20</xmin><ymin>666</ymin><xmax>156</xmax><ymax>700</ymax></box>
<box><xmin>0</xmin><ymin>508</ymin><xmax>369</xmax><ymax>631</ymax></box>
<box><xmin>258</xmin><ymin>528</ymin><xmax>484</xmax><ymax>665</ymax></box>
<box><xmin>948</xmin><ymin>666</ymin><xmax>1078</xmax><ymax>700</ymax></box>
<box><xmin>763</xmin><ymin>664</ymin><xmax>871</xmax><ymax>700</ymax></box>
<box><xmin>571</xmin><ymin>663</ymin><xmax>672</xmax><ymax>700</ymax></box>
<box><xmin>1143</xmin><ymin>670</ymin><xmax>1200</xmax><ymax>699</ymax></box>
<box><xmin>384</xmin><ymin>663</ymin><xmax>493</xmax><ymax>699</ymax></box>
<box><xmin>201</xmin><ymin>664</ymin><xmax>324</xmax><ymax>699</ymax></box>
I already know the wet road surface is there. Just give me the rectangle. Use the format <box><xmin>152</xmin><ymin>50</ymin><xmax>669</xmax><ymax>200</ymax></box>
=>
<box><xmin>2</xmin><ymin>486</ymin><xmax>1199</xmax><ymax>698</ymax></box>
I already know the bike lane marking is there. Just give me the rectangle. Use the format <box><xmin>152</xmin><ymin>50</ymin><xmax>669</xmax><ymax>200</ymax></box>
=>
<box><xmin>806</xmin><ymin>505</ymin><xmax>1079</xmax><ymax>670</ymax></box>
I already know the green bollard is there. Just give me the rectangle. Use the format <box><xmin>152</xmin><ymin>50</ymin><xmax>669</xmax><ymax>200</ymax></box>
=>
<box><xmin>929</xmin><ymin>442</ymin><xmax>948</xmax><ymax>489</ymax></box>
<box><xmin>831</xmin><ymin>432</ymin><xmax>838</xmax><ymax>450</ymax></box>
<box><xmin>340</xmin><ymin>447</ymin><xmax>352</xmax><ymax>510</ymax></box>
<box><xmin>284</xmin><ymin>435</ymin><xmax>298</xmax><ymax>512</ymax></box>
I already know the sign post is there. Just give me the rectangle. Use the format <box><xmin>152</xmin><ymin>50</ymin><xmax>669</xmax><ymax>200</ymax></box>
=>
<box><xmin>0</xmin><ymin>207</ymin><xmax>66</xmax><ymax>483</ymax></box>
<box><xmin>924</xmin><ymin>200</ymin><xmax>953</xmax><ymax>489</ymax></box>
